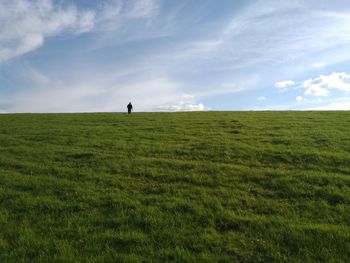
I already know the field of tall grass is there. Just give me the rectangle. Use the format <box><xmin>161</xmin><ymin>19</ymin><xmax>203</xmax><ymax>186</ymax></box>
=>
<box><xmin>0</xmin><ymin>112</ymin><xmax>349</xmax><ymax>262</ymax></box>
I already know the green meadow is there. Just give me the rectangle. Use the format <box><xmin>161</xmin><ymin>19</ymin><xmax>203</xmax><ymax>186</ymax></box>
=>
<box><xmin>0</xmin><ymin>111</ymin><xmax>349</xmax><ymax>262</ymax></box>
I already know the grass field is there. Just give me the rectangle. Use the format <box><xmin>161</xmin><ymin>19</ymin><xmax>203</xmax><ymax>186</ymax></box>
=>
<box><xmin>0</xmin><ymin>111</ymin><xmax>349</xmax><ymax>262</ymax></box>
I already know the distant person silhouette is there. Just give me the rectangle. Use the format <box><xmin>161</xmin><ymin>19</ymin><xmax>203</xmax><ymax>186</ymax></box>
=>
<box><xmin>127</xmin><ymin>102</ymin><xmax>133</xmax><ymax>114</ymax></box>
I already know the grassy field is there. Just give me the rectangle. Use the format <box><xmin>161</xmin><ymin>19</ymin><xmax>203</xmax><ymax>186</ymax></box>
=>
<box><xmin>0</xmin><ymin>111</ymin><xmax>349</xmax><ymax>262</ymax></box>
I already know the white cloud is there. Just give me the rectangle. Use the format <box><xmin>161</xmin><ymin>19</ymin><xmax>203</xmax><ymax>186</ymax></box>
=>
<box><xmin>302</xmin><ymin>72</ymin><xmax>350</xmax><ymax>97</ymax></box>
<box><xmin>8</xmin><ymin>75</ymin><xmax>186</xmax><ymax>113</ymax></box>
<box><xmin>274</xmin><ymin>80</ymin><xmax>295</xmax><ymax>89</ymax></box>
<box><xmin>182</xmin><ymin>93</ymin><xmax>195</xmax><ymax>100</ymax></box>
<box><xmin>100</xmin><ymin>0</ymin><xmax>158</xmax><ymax>23</ymax></box>
<box><xmin>0</xmin><ymin>0</ymin><xmax>95</xmax><ymax>62</ymax></box>
<box><xmin>305</xmin><ymin>102</ymin><xmax>350</xmax><ymax>111</ymax></box>
<box><xmin>303</xmin><ymin>82</ymin><xmax>329</xmax><ymax>96</ymax></box>
<box><xmin>257</xmin><ymin>96</ymin><xmax>266</xmax><ymax>101</ymax></box>
<box><xmin>127</xmin><ymin>0</ymin><xmax>159</xmax><ymax>18</ymax></box>
<box><xmin>100</xmin><ymin>0</ymin><xmax>123</xmax><ymax>20</ymax></box>
<box><xmin>156</xmin><ymin>103</ymin><xmax>205</xmax><ymax>112</ymax></box>
<box><xmin>75</xmin><ymin>10</ymin><xmax>96</xmax><ymax>33</ymax></box>
<box><xmin>156</xmin><ymin>93</ymin><xmax>205</xmax><ymax>112</ymax></box>
<box><xmin>311</xmin><ymin>62</ymin><xmax>327</xmax><ymax>68</ymax></box>
<box><xmin>296</xmin><ymin>96</ymin><xmax>304</xmax><ymax>102</ymax></box>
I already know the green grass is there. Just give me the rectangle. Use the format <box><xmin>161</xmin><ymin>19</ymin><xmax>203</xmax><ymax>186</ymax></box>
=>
<box><xmin>0</xmin><ymin>111</ymin><xmax>350</xmax><ymax>262</ymax></box>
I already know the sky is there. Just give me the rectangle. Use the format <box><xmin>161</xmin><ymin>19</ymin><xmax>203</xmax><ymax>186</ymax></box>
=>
<box><xmin>1</xmin><ymin>0</ymin><xmax>350</xmax><ymax>112</ymax></box>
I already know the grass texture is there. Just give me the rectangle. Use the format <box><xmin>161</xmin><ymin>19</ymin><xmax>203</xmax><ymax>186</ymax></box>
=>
<box><xmin>0</xmin><ymin>111</ymin><xmax>349</xmax><ymax>262</ymax></box>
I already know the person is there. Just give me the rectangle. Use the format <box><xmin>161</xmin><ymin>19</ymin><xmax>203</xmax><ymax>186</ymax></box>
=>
<box><xmin>127</xmin><ymin>102</ymin><xmax>133</xmax><ymax>114</ymax></box>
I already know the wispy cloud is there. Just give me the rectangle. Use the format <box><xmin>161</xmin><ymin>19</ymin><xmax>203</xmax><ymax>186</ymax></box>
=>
<box><xmin>102</xmin><ymin>0</ymin><xmax>158</xmax><ymax>19</ymax></box>
<box><xmin>203</xmin><ymin>0</ymin><xmax>350</xmax><ymax>75</ymax></box>
<box><xmin>0</xmin><ymin>0</ymin><xmax>95</xmax><ymax>62</ymax></box>
<box><xmin>127</xmin><ymin>0</ymin><xmax>159</xmax><ymax>18</ymax></box>
<box><xmin>95</xmin><ymin>0</ymin><xmax>159</xmax><ymax>33</ymax></box>
<box><xmin>274</xmin><ymin>80</ymin><xmax>296</xmax><ymax>89</ymax></box>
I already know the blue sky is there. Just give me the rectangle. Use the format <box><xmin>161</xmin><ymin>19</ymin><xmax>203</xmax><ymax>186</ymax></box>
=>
<box><xmin>1</xmin><ymin>0</ymin><xmax>350</xmax><ymax>112</ymax></box>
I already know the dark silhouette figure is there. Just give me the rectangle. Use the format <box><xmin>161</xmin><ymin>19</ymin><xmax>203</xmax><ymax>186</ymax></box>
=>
<box><xmin>127</xmin><ymin>102</ymin><xmax>133</xmax><ymax>114</ymax></box>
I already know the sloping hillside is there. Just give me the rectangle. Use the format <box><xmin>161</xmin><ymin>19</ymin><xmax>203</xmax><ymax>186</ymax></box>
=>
<box><xmin>0</xmin><ymin>112</ymin><xmax>349</xmax><ymax>262</ymax></box>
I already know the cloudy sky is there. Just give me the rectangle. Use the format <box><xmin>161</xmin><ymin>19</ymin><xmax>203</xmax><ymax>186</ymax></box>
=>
<box><xmin>1</xmin><ymin>0</ymin><xmax>350</xmax><ymax>112</ymax></box>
